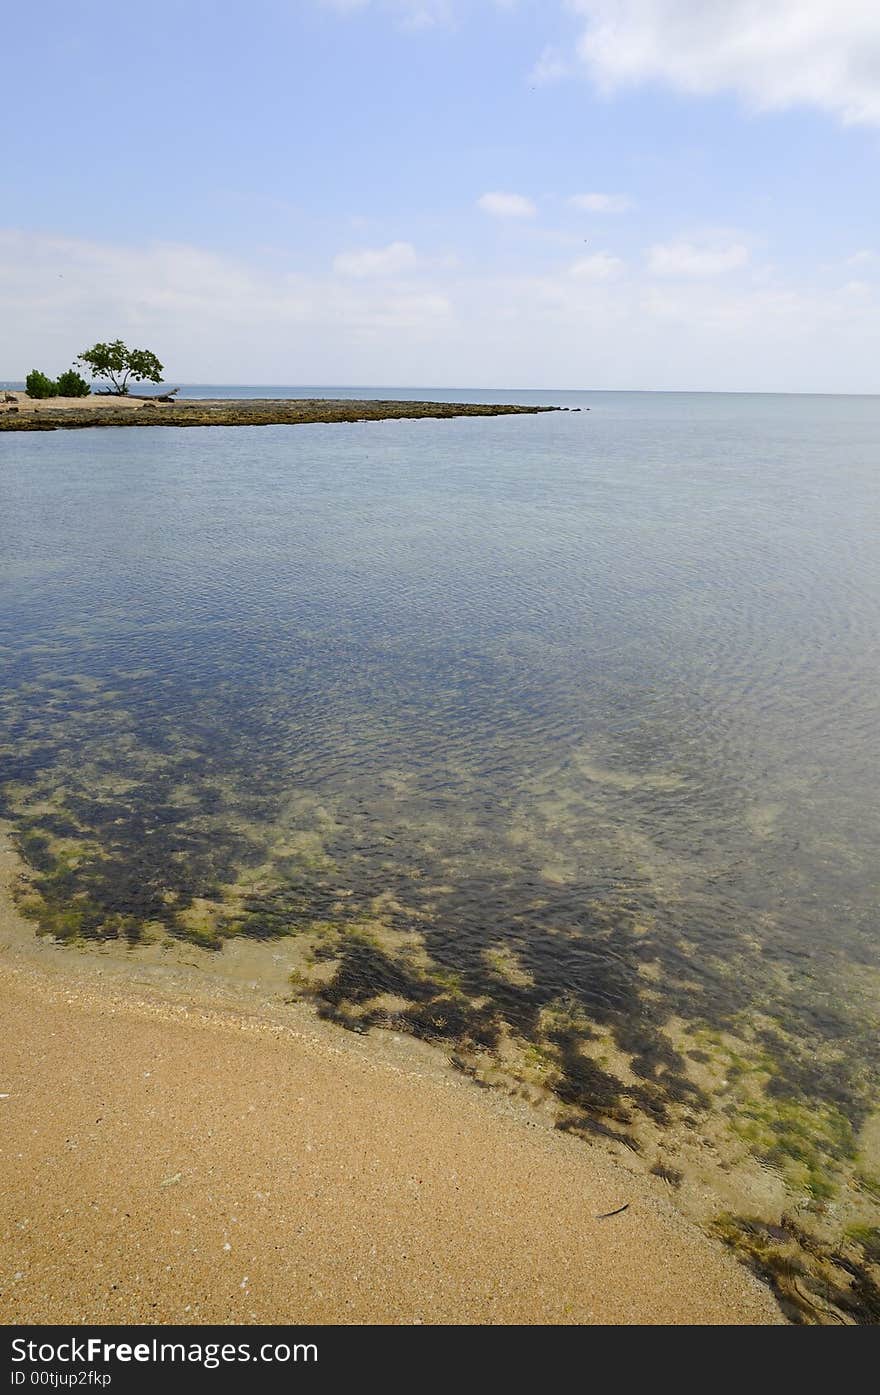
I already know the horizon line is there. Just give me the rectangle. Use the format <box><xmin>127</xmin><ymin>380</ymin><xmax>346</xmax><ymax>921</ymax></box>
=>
<box><xmin>2</xmin><ymin>380</ymin><xmax>879</xmax><ymax>399</ymax></box>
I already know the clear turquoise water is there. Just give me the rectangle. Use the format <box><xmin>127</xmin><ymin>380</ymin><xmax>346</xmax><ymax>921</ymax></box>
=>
<box><xmin>1</xmin><ymin>389</ymin><xmax>879</xmax><ymax>1312</ymax></box>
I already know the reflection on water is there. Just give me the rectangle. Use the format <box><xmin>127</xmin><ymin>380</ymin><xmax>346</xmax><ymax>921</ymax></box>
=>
<box><xmin>1</xmin><ymin>390</ymin><xmax>879</xmax><ymax>1320</ymax></box>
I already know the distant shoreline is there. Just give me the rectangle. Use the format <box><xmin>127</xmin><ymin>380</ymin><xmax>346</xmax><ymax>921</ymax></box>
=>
<box><xmin>0</xmin><ymin>393</ymin><xmax>564</xmax><ymax>432</ymax></box>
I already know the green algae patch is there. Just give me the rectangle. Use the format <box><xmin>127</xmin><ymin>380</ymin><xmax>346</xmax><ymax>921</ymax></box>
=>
<box><xmin>856</xmin><ymin>1170</ymin><xmax>880</xmax><ymax>1202</ymax></box>
<box><xmin>730</xmin><ymin>1095</ymin><xmax>855</xmax><ymax>1201</ymax></box>
<box><xmin>714</xmin><ymin>1214</ymin><xmax>880</xmax><ymax>1325</ymax></box>
<box><xmin>845</xmin><ymin>1225</ymin><xmax>880</xmax><ymax>1266</ymax></box>
<box><xmin>1</xmin><ymin>640</ymin><xmax>878</xmax><ymax>1323</ymax></box>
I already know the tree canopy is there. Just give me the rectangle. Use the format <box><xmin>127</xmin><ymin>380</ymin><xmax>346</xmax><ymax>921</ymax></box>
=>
<box><xmin>24</xmin><ymin>367</ymin><xmax>90</xmax><ymax>399</ymax></box>
<box><xmin>77</xmin><ymin>341</ymin><xmax>164</xmax><ymax>395</ymax></box>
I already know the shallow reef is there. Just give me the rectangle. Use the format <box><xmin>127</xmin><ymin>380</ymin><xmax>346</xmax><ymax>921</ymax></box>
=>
<box><xmin>1</xmin><ymin>547</ymin><xmax>878</xmax><ymax>1322</ymax></box>
<box><xmin>0</xmin><ymin>398</ymin><xmax>559</xmax><ymax>432</ymax></box>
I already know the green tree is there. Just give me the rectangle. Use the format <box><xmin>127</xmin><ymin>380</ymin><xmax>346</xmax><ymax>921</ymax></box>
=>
<box><xmin>25</xmin><ymin>369</ymin><xmax>59</xmax><ymax>399</ymax></box>
<box><xmin>77</xmin><ymin>340</ymin><xmax>164</xmax><ymax>395</ymax></box>
<box><xmin>56</xmin><ymin>368</ymin><xmax>91</xmax><ymax>397</ymax></box>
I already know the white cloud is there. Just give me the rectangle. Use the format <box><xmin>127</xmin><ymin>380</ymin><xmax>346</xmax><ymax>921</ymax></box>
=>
<box><xmin>568</xmin><ymin>1</ymin><xmax>880</xmax><ymax>126</ymax></box>
<box><xmin>0</xmin><ymin>230</ymin><xmax>452</xmax><ymax>384</ymax></box>
<box><xmin>648</xmin><ymin>239</ymin><xmax>749</xmax><ymax>278</ymax></box>
<box><xmin>2</xmin><ymin>227</ymin><xmax>878</xmax><ymax>392</ymax></box>
<box><xmin>531</xmin><ymin>45</ymin><xmax>571</xmax><ymax>84</ymax></box>
<box><xmin>569</xmin><ymin>192</ymin><xmax>633</xmax><ymax>213</ymax></box>
<box><xmin>321</xmin><ymin>0</ymin><xmax>452</xmax><ymax>27</ymax></box>
<box><xmin>333</xmin><ymin>241</ymin><xmax>419</xmax><ymax>277</ymax></box>
<box><xmin>322</xmin><ymin>0</ymin><xmax>518</xmax><ymax>20</ymax></box>
<box><xmin>569</xmin><ymin>251</ymin><xmax>625</xmax><ymax>279</ymax></box>
<box><xmin>477</xmin><ymin>191</ymin><xmax>537</xmax><ymax>218</ymax></box>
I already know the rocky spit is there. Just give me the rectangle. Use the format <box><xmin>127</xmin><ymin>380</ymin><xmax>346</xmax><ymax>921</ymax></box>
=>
<box><xmin>0</xmin><ymin>393</ymin><xmax>564</xmax><ymax>431</ymax></box>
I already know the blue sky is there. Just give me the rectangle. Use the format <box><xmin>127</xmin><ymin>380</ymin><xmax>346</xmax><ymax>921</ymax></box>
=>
<box><xmin>3</xmin><ymin>1</ymin><xmax>879</xmax><ymax>389</ymax></box>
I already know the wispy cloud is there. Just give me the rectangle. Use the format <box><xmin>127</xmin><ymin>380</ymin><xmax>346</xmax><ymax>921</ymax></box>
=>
<box><xmin>3</xmin><ymin>227</ymin><xmax>877</xmax><ymax>391</ymax></box>
<box><xmin>569</xmin><ymin>192</ymin><xmax>634</xmax><ymax>213</ymax></box>
<box><xmin>568</xmin><ymin>1</ymin><xmax>880</xmax><ymax>126</ymax></box>
<box><xmin>333</xmin><ymin>241</ymin><xmax>419</xmax><ymax>277</ymax></box>
<box><xmin>477</xmin><ymin>191</ymin><xmax>537</xmax><ymax>218</ymax></box>
<box><xmin>530</xmin><ymin>44</ymin><xmax>571</xmax><ymax>85</ymax></box>
<box><xmin>321</xmin><ymin>0</ymin><xmax>451</xmax><ymax>27</ymax></box>
<box><xmin>0</xmin><ymin>230</ymin><xmax>453</xmax><ymax>383</ymax></box>
<box><xmin>648</xmin><ymin>239</ymin><xmax>749</xmax><ymax>278</ymax></box>
<box><xmin>569</xmin><ymin>251</ymin><xmax>625</xmax><ymax>280</ymax></box>
<box><xmin>322</xmin><ymin>0</ymin><xmax>518</xmax><ymax>22</ymax></box>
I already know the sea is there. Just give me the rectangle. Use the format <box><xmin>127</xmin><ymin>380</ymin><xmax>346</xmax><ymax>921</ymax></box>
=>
<box><xmin>1</xmin><ymin>386</ymin><xmax>878</xmax><ymax>1318</ymax></box>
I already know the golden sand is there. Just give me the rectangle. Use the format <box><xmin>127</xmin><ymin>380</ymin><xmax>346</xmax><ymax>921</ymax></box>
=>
<box><xmin>0</xmin><ymin>845</ymin><xmax>781</xmax><ymax>1325</ymax></box>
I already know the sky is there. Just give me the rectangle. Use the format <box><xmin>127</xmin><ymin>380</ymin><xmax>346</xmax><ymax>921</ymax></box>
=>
<box><xmin>2</xmin><ymin>0</ymin><xmax>880</xmax><ymax>391</ymax></box>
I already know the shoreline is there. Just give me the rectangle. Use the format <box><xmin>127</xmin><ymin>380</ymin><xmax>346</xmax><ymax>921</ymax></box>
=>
<box><xmin>0</xmin><ymin>393</ymin><xmax>562</xmax><ymax>432</ymax></box>
<box><xmin>0</xmin><ymin>836</ymin><xmax>780</xmax><ymax>1325</ymax></box>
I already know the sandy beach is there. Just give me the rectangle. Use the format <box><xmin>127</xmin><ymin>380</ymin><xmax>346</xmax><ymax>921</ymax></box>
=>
<box><xmin>0</xmin><ymin>845</ymin><xmax>780</xmax><ymax>1327</ymax></box>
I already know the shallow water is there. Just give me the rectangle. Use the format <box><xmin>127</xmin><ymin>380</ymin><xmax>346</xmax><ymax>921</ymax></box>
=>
<box><xmin>1</xmin><ymin>389</ymin><xmax>879</xmax><ymax>1318</ymax></box>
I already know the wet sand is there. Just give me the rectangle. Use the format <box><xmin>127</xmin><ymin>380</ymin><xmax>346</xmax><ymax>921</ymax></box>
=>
<box><xmin>0</xmin><ymin>856</ymin><xmax>780</xmax><ymax>1327</ymax></box>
